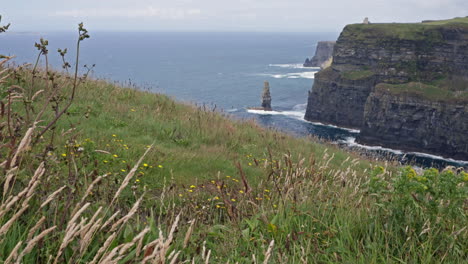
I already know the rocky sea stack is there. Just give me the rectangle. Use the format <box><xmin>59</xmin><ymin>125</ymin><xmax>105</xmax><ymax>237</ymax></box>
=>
<box><xmin>261</xmin><ymin>81</ymin><xmax>272</xmax><ymax>110</ymax></box>
<box><xmin>304</xmin><ymin>41</ymin><xmax>335</xmax><ymax>68</ymax></box>
<box><xmin>305</xmin><ymin>17</ymin><xmax>468</xmax><ymax>160</ymax></box>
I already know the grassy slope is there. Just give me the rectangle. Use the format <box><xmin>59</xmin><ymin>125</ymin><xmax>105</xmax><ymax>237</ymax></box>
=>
<box><xmin>60</xmin><ymin>78</ymin><xmax>368</xmax><ymax>187</ymax></box>
<box><xmin>2</xmin><ymin>68</ymin><xmax>467</xmax><ymax>263</ymax></box>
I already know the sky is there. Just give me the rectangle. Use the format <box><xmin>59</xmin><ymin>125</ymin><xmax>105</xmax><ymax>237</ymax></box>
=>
<box><xmin>1</xmin><ymin>0</ymin><xmax>468</xmax><ymax>32</ymax></box>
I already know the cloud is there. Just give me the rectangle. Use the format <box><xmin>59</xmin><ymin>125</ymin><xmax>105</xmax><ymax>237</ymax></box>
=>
<box><xmin>51</xmin><ymin>6</ymin><xmax>202</xmax><ymax>20</ymax></box>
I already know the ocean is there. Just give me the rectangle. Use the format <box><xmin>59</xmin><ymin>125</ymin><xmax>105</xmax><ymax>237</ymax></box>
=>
<box><xmin>1</xmin><ymin>31</ymin><xmax>467</xmax><ymax>168</ymax></box>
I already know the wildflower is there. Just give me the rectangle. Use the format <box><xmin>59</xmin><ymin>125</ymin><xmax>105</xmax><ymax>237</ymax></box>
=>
<box><xmin>216</xmin><ymin>205</ymin><xmax>221</xmax><ymax>208</ymax></box>
<box><xmin>121</xmin><ymin>169</ymin><xmax>126</xmax><ymax>172</ymax></box>
<box><xmin>112</xmin><ymin>134</ymin><xmax>117</xmax><ymax>137</ymax></box>
<box><xmin>122</xmin><ymin>160</ymin><xmax>127</xmax><ymax>163</ymax></box>
<box><xmin>214</xmin><ymin>196</ymin><xmax>220</xmax><ymax>200</ymax></box>
<box><xmin>226</xmin><ymin>175</ymin><xmax>231</xmax><ymax>178</ymax></box>
<box><xmin>273</xmin><ymin>204</ymin><xmax>277</xmax><ymax>208</ymax></box>
<box><xmin>113</xmin><ymin>154</ymin><xmax>118</xmax><ymax>158</ymax></box>
<box><xmin>158</xmin><ymin>165</ymin><xmax>163</xmax><ymax>168</ymax></box>
<box><xmin>179</xmin><ymin>194</ymin><xmax>183</xmax><ymax>197</ymax></box>
<box><xmin>190</xmin><ymin>185</ymin><xmax>196</xmax><ymax>188</ymax></box>
<box><xmin>211</xmin><ymin>180</ymin><xmax>216</xmax><ymax>184</ymax></box>
<box><xmin>188</xmin><ymin>189</ymin><xmax>193</xmax><ymax>193</ymax></box>
<box><xmin>103</xmin><ymin>160</ymin><xmax>108</xmax><ymax>163</ymax></box>
<box><xmin>231</xmin><ymin>199</ymin><xmax>236</xmax><ymax>202</ymax></box>
<box><xmin>264</xmin><ymin>189</ymin><xmax>270</xmax><ymax>193</ymax></box>
<box><xmin>207</xmin><ymin>198</ymin><xmax>212</xmax><ymax>201</ymax></box>
<box><xmin>131</xmin><ymin>109</ymin><xmax>136</xmax><ymax>112</ymax></box>
<box><xmin>248</xmin><ymin>162</ymin><xmax>252</xmax><ymax>166</ymax></box>
<box><xmin>239</xmin><ymin>190</ymin><xmax>244</xmax><ymax>194</ymax></box>
<box><xmin>61</xmin><ymin>153</ymin><xmax>67</xmax><ymax>157</ymax></box>
<box><xmin>135</xmin><ymin>179</ymin><xmax>140</xmax><ymax>183</ymax></box>
<box><xmin>143</xmin><ymin>163</ymin><xmax>148</xmax><ymax>167</ymax></box>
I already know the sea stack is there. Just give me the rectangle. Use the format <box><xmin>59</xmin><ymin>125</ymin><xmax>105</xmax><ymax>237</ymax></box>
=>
<box><xmin>261</xmin><ymin>81</ymin><xmax>272</xmax><ymax>110</ymax></box>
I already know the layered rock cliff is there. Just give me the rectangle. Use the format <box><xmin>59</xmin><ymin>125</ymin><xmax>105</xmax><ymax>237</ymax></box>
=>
<box><xmin>304</xmin><ymin>17</ymin><xmax>468</xmax><ymax>160</ymax></box>
<box><xmin>304</xmin><ymin>41</ymin><xmax>335</xmax><ymax>68</ymax></box>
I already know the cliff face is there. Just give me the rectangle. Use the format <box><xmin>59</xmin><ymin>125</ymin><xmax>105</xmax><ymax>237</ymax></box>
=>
<box><xmin>304</xmin><ymin>41</ymin><xmax>335</xmax><ymax>68</ymax></box>
<box><xmin>304</xmin><ymin>18</ymin><xmax>468</xmax><ymax>159</ymax></box>
<box><xmin>360</xmin><ymin>88</ymin><xmax>468</xmax><ymax>160</ymax></box>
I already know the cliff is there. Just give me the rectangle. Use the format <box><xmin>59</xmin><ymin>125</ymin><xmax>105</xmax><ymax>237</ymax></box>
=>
<box><xmin>304</xmin><ymin>41</ymin><xmax>335</xmax><ymax>68</ymax></box>
<box><xmin>305</xmin><ymin>17</ymin><xmax>468</xmax><ymax>160</ymax></box>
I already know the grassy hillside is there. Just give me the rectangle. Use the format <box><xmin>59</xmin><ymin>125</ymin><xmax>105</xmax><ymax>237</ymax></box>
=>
<box><xmin>0</xmin><ymin>25</ymin><xmax>467</xmax><ymax>263</ymax></box>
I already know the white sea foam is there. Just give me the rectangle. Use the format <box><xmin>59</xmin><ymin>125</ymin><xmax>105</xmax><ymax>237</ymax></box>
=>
<box><xmin>307</xmin><ymin>121</ymin><xmax>361</xmax><ymax>133</ymax></box>
<box><xmin>226</xmin><ymin>108</ymin><xmax>238</xmax><ymax>112</ymax></box>
<box><xmin>341</xmin><ymin>137</ymin><xmax>468</xmax><ymax>164</ymax></box>
<box><xmin>246</xmin><ymin>107</ymin><xmax>361</xmax><ymax>133</ymax></box>
<box><xmin>246</xmin><ymin>109</ymin><xmax>305</xmax><ymax>118</ymax></box>
<box><xmin>268</xmin><ymin>63</ymin><xmax>314</xmax><ymax>69</ymax></box>
<box><xmin>256</xmin><ymin>71</ymin><xmax>317</xmax><ymax>79</ymax></box>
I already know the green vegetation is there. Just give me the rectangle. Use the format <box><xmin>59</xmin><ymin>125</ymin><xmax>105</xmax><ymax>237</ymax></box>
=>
<box><xmin>0</xmin><ymin>21</ymin><xmax>467</xmax><ymax>263</ymax></box>
<box><xmin>343</xmin><ymin>17</ymin><xmax>468</xmax><ymax>42</ymax></box>
<box><xmin>341</xmin><ymin>70</ymin><xmax>374</xmax><ymax>80</ymax></box>
<box><xmin>376</xmin><ymin>82</ymin><xmax>468</xmax><ymax>102</ymax></box>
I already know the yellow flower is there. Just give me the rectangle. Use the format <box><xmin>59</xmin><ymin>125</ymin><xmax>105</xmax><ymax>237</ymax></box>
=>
<box><xmin>122</xmin><ymin>160</ymin><xmax>126</xmax><ymax>163</ymax></box>
<box><xmin>211</xmin><ymin>180</ymin><xmax>216</xmax><ymax>184</ymax></box>
<box><xmin>214</xmin><ymin>196</ymin><xmax>219</xmax><ymax>200</ymax></box>
<box><xmin>143</xmin><ymin>163</ymin><xmax>148</xmax><ymax>167</ymax></box>
<box><xmin>231</xmin><ymin>198</ymin><xmax>236</xmax><ymax>202</ymax></box>
<box><xmin>239</xmin><ymin>190</ymin><xmax>244</xmax><ymax>194</ymax></box>
<box><xmin>61</xmin><ymin>153</ymin><xmax>67</xmax><ymax>157</ymax></box>
<box><xmin>158</xmin><ymin>165</ymin><xmax>163</xmax><ymax>168</ymax></box>
<box><xmin>135</xmin><ymin>179</ymin><xmax>140</xmax><ymax>183</ymax></box>
<box><xmin>273</xmin><ymin>204</ymin><xmax>277</xmax><ymax>208</ymax></box>
<box><xmin>112</xmin><ymin>134</ymin><xmax>117</xmax><ymax>137</ymax></box>
<box><xmin>226</xmin><ymin>175</ymin><xmax>231</xmax><ymax>178</ymax></box>
<box><xmin>121</xmin><ymin>169</ymin><xmax>126</xmax><ymax>172</ymax></box>
<box><xmin>216</xmin><ymin>205</ymin><xmax>221</xmax><ymax>208</ymax></box>
<box><xmin>113</xmin><ymin>154</ymin><xmax>118</xmax><ymax>158</ymax></box>
<box><xmin>248</xmin><ymin>162</ymin><xmax>252</xmax><ymax>166</ymax></box>
<box><xmin>190</xmin><ymin>185</ymin><xmax>196</xmax><ymax>188</ymax></box>
<box><xmin>131</xmin><ymin>109</ymin><xmax>136</xmax><ymax>112</ymax></box>
<box><xmin>188</xmin><ymin>189</ymin><xmax>193</xmax><ymax>193</ymax></box>
<box><xmin>103</xmin><ymin>160</ymin><xmax>108</xmax><ymax>163</ymax></box>
<box><xmin>264</xmin><ymin>189</ymin><xmax>270</xmax><ymax>193</ymax></box>
<box><xmin>179</xmin><ymin>194</ymin><xmax>183</xmax><ymax>197</ymax></box>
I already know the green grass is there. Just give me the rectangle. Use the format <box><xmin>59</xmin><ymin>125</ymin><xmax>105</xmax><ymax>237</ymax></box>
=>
<box><xmin>375</xmin><ymin>82</ymin><xmax>468</xmax><ymax>102</ymax></box>
<box><xmin>342</xmin><ymin>17</ymin><xmax>468</xmax><ymax>42</ymax></box>
<box><xmin>341</xmin><ymin>70</ymin><xmax>374</xmax><ymax>80</ymax></box>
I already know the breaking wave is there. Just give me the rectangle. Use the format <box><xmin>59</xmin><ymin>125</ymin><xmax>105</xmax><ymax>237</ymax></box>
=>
<box><xmin>341</xmin><ymin>137</ymin><xmax>468</xmax><ymax>164</ymax></box>
<box><xmin>256</xmin><ymin>71</ymin><xmax>317</xmax><ymax>79</ymax></box>
<box><xmin>246</xmin><ymin>105</ymin><xmax>360</xmax><ymax>133</ymax></box>
<box><xmin>268</xmin><ymin>63</ymin><xmax>319</xmax><ymax>70</ymax></box>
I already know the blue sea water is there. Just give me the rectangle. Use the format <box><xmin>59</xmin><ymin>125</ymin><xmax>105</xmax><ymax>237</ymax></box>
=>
<box><xmin>1</xmin><ymin>31</ymin><xmax>467</xmax><ymax>168</ymax></box>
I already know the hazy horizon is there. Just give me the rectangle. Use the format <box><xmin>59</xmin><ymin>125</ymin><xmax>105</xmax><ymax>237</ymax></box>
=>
<box><xmin>2</xmin><ymin>0</ymin><xmax>467</xmax><ymax>33</ymax></box>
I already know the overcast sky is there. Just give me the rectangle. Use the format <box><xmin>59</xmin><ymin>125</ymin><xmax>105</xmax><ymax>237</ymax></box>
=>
<box><xmin>2</xmin><ymin>0</ymin><xmax>467</xmax><ymax>32</ymax></box>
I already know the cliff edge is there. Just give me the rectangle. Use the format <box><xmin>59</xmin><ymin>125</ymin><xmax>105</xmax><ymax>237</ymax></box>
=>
<box><xmin>304</xmin><ymin>41</ymin><xmax>335</xmax><ymax>68</ymax></box>
<box><xmin>304</xmin><ymin>17</ymin><xmax>468</xmax><ymax>160</ymax></box>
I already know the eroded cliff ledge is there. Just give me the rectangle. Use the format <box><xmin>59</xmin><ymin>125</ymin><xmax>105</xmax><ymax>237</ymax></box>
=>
<box><xmin>305</xmin><ymin>17</ymin><xmax>468</xmax><ymax>160</ymax></box>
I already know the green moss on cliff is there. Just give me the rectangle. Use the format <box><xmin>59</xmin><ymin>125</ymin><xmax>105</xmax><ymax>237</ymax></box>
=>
<box><xmin>341</xmin><ymin>70</ymin><xmax>374</xmax><ymax>80</ymax></box>
<box><xmin>375</xmin><ymin>82</ymin><xmax>468</xmax><ymax>102</ymax></box>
